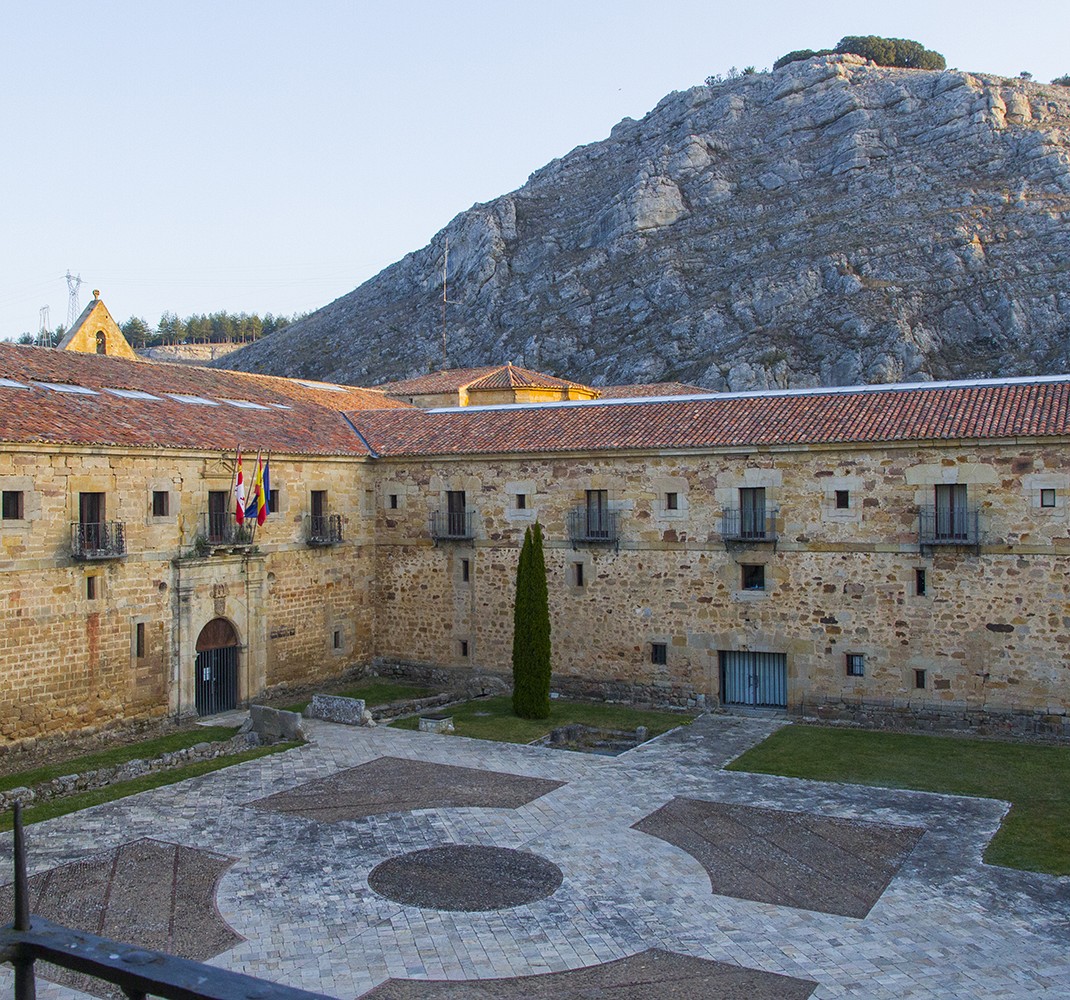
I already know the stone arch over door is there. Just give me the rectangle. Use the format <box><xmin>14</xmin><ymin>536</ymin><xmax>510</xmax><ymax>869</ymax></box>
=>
<box><xmin>195</xmin><ymin>617</ymin><xmax>240</xmax><ymax>716</ymax></box>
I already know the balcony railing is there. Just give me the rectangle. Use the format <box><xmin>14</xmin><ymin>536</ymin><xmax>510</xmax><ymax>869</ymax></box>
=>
<box><xmin>429</xmin><ymin>509</ymin><xmax>475</xmax><ymax>542</ymax></box>
<box><xmin>71</xmin><ymin>521</ymin><xmax>126</xmax><ymax>560</ymax></box>
<box><xmin>919</xmin><ymin>505</ymin><xmax>980</xmax><ymax>547</ymax></box>
<box><xmin>202</xmin><ymin>511</ymin><xmax>255</xmax><ymax>547</ymax></box>
<box><xmin>721</xmin><ymin>506</ymin><xmax>779</xmax><ymax>543</ymax></box>
<box><xmin>567</xmin><ymin>507</ymin><xmax>620</xmax><ymax>548</ymax></box>
<box><xmin>306</xmin><ymin>513</ymin><xmax>343</xmax><ymax>546</ymax></box>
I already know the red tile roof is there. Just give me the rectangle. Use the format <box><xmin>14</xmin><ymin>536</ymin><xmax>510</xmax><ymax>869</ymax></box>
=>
<box><xmin>0</xmin><ymin>343</ymin><xmax>407</xmax><ymax>455</ymax></box>
<box><xmin>382</xmin><ymin>364</ymin><xmax>592</xmax><ymax>395</ymax></box>
<box><xmin>598</xmin><ymin>382</ymin><xmax>710</xmax><ymax>398</ymax></box>
<box><xmin>346</xmin><ymin>377</ymin><xmax>1070</xmax><ymax>457</ymax></box>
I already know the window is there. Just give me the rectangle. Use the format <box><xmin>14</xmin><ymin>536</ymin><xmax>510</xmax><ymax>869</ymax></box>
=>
<box><xmin>388</xmin><ymin>493</ymin><xmax>399</xmax><ymax>509</ymax></box>
<box><xmin>835</xmin><ymin>490</ymin><xmax>850</xmax><ymax>510</ymax></box>
<box><xmin>333</xmin><ymin>629</ymin><xmax>342</xmax><ymax>650</ymax></box>
<box><xmin>915</xmin><ymin>568</ymin><xmax>927</xmax><ymax>596</ymax></box>
<box><xmin>914</xmin><ymin>669</ymin><xmax>927</xmax><ymax>690</ymax></box>
<box><xmin>585</xmin><ymin>489</ymin><xmax>609</xmax><ymax>538</ymax></box>
<box><xmin>1</xmin><ymin>490</ymin><xmax>23</xmax><ymax>520</ymax></box>
<box><xmin>574</xmin><ymin>562</ymin><xmax>585</xmax><ymax>587</ymax></box>
<box><xmin>934</xmin><ymin>484</ymin><xmax>968</xmax><ymax>540</ymax></box>
<box><xmin>516</xmin><ymin>493</ymin><xmax>527</xmax><ymax>510</ymax></box>
<box><xmin>846</xmin><ymin>653</ymin><xmax>864</xmax><ymax>677</ymax></box>
<box><xmin>461</xmin><ymin>558</ymin><xmax>470</xmax><ymax>582</ymax></box>
<box><xmin>739</xmin><ymin>487</ymin><xmax>767</xmax><ymax>538</ymax></box>
<box><xmin>310</xmin><ymin>490</ymin><xmax>327</xmax><ymax>519</ymax></box>
<box><xmin>95</xmin><ymin>330</ymin><xmax>106</xmax><ymax>355</ymax></box>
<box><xmin>135</xmin><ymin>622</ymin><xmax>146</xmax><ymax>658</ymax></box>
<box><xmin>207</xmin><ymin>490</ymin><xmax>229</xmax><ymax>542</ymax></box>
<box><xmin>459</xmin><ymin>639</ymin><xmax>469</xmax><ymax>658</ymax></box>
<box><xmin>741</xmin><ymin>563</ymin><xmax>765</xmax><ymax>591</ymax></box>
<box><xmin>86</xmin><ymin>575</ymin><xmax>99</xmax><ymax>600</ymax></box>
<box><xmin>152</xmin><ymin>491</ymin><xmax>169</xmax><ymax>517</ymax></box>
<box><xmin>268</xmin><ymin>489</ymin><xmax>280</xmax><ymax>513</ymax></box>
<box><xmin>447</xmin><ymin>490</ymin><xmax>467</xmax><ymax>536</ymax></box>
<box><xmin>666</xmin><ymin>492</ymin><xmax>679</xmax><ymax>511</ymax></box>
<box><xmin>1041</xmin><ymin>488</ymin><xmax>1056</xmax><ymax>508</ymax></box>
<box><xmin>651</xmin><ymin>642</ymin><xmax>667</xmax><ymax>665</ymax></box>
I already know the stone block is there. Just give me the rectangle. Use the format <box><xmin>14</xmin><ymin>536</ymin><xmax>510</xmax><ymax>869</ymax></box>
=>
<box><xmin>249</xmin><ymin>705</ymin><xmax>306</xmax><ymax>742</ymax></box>
<box><xmin>307</xmin><ymin>694</ymin><xmax>366</xmax><ymax>726</ymax></box>
<box><xmin>418</xmin><ymin>714</ymin><xmax>455</xmax><ymax>734</ymax></box>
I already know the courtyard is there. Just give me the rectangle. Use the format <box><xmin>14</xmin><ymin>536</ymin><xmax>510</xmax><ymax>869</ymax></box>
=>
<box><xmin>1</xmin><ymin>714</ymin><xmax>1068</xmax><ymax>999</ymax></box>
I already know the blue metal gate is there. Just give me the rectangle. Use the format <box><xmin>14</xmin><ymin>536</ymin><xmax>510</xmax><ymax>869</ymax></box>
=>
<box><xmin>719</xmin><ymin>650</ymin><xmax>787</xmax><ymax>708</ymax></box>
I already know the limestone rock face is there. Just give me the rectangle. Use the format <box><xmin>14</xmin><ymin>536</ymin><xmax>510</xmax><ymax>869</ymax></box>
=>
<box><xmin>220</xmin><ymin>55</ymin><xmax>1070</xmax><ymax>390</ymax></box>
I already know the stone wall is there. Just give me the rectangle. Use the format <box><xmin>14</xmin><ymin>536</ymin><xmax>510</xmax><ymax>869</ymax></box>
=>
<box><xmin>371</xmin><ymin>438</ymin><xmax>1070</xmax><ymax>731</ymax></box>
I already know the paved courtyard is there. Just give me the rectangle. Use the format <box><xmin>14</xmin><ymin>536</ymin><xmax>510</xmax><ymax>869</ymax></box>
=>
<box><xmin>1</xmin><ymin>714</ymin><xmax>1068</xmax><ymax>998</ymax></box>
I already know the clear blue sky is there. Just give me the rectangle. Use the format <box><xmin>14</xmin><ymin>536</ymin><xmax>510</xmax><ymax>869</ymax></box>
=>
<box><xmin>2</xmin><ymin>1</ymin><xmax>1067</xmax><ymax>338</ymax></box>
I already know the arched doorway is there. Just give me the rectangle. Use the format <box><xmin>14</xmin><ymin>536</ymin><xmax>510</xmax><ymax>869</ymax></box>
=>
<box><xmin>195</xmin><ymin>618</ymin><xmax>239</xmax><ymax>716</ymax></box>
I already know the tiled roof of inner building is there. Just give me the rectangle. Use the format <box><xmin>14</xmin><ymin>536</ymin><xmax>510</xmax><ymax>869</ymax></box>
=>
<box><xmin>346</xmin><ymin>376</ymin><xmax>1070</xmax><ymax>457</ymax></box>
<box><xmin>0</xmin><ymin>343</ymin><xmax>408</xmax><ymax>454</ymax></box>
<box><xmin>597</xmin><ymin>382</ymin><xmax>710</xmax><ymax>398</ymax></box>
<box><xmin>381</xmin><ymin>364</ymin><xmax>592</xmax><ymax>395</ymax></box>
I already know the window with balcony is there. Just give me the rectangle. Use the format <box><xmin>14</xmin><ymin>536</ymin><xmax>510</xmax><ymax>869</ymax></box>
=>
<box><xmin>73</xmin><ymin>492</ymin><xmax>126</xmax><ymax>560</ymax></box>
<box><xmin>723</xmin><ymin>487</ymin><xmax>777</xmax><ymax>543</ymax></box>
<box><xmin>568</xmin><ymin>490</ymin><xmax>619</xmax><ymax>547</ymax></box>
<box><xmin>920</xmin><ymin>484</ymin><xmax>977</xmax><ymax>546</ymax></box>
<box><xmin>430</xmin><ymin>491</ymin><xmax>474</xmax><ymax>541</ymax></box>
<box><xmin>307</xmin><ymin>490</ymin><xmax>342</xmax><ymax>545</ymax></box>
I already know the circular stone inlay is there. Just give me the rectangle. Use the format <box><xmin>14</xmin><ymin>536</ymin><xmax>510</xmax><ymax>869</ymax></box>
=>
<box><xmin>368</xmin><ymin>845</ymin><xmax>562</xmax><ymax>911</ymax></box>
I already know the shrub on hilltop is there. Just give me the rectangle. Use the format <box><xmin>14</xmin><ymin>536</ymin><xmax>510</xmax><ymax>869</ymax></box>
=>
<box><xmin>774</xmin><ymin>36</ymin><xmax>946</xmax><ymax>72</ymax></box>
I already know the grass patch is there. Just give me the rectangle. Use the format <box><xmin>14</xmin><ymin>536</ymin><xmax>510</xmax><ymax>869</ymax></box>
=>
<box><xmin>389</xmin><ymin>695</ymin><xmax>691</xmax><ymax>745</ymax></box>
<box><xmin>281</xmin><ymin>680</ymin><xmax>433</xmax><ymax>715</ymax></box>
<box><xmin>728</xmin><ymin>725</ymin><xmax>1070</xmax><ymax>875</ymax></box>
<box><xmin>0</xmin><ymin>726</ymin><xmax>239</xmax><ymax>793</ymax></box>
<box><xmin>1</xmin><ymin>741</ymin><xmax>301</xmax><ymax>832</ymax></box>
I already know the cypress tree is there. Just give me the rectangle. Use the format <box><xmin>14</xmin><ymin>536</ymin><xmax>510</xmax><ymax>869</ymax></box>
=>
<box><xmin>512</xmin><ymin>522</ymin><xmax>552</xmax><ymax>719</ymax></box>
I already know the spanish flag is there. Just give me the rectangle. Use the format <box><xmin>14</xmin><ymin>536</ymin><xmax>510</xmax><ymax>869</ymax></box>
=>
<box><xmin>244</xmin><ymin>452</ymin><xmax>268</xmax><ymax>526</ymax></box>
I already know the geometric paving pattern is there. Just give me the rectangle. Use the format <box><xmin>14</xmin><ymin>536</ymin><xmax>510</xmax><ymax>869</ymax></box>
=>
<box><xmin>633</xmin><ymin>797</ymin><xmax>924</xmax><ymax>918</ymax></box>
<box><xmin>0</xmin><ymin>839</ymin><xmax>241</xmax><ymax>999</ymax></box>
<box><xmin>368</xmin><ymin>845</ymin><xmax>564</xmax><ymax>912</ymax></box>
<box><xmin>249</xmin><ymin>756</ymin><xmax>565</xmax><ymax>822</ymax></box>
<box><xmin>359</xmin><ymin>947</ymin><xmax>818</xmax><ymax>998</ymax></box>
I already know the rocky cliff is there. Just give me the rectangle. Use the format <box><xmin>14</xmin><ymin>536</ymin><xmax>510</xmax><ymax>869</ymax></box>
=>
<box><xmin>220</xmin><ymin>55</ymin><xmax>1070</xmax><ymax>390</ymax></box>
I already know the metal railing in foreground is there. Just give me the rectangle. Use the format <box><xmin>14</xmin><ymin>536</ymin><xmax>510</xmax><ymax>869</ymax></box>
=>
<box><xmin>0</xmin><ymin>803</ymin><xmax>336</xmax><ymax>1000</ymax></box>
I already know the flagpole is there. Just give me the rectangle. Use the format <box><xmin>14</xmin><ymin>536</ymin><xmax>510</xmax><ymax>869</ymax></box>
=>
<box><xmin>249</xmin><ymin>449</ymin><xmax>262</xmax><ymax>545</ymax></box>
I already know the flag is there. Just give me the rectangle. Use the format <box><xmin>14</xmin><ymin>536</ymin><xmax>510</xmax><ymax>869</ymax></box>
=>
<box><xmin>245</xmin><ymin>451</ymin><xmax>268</xmax><ymax>526</ymax></box>
<box><xmin>234</xmin><ymin>450</ymin><xmax>246</xmax><ymax>525</ymax></box>
<box><xmin>261</xmin><ymin>458</ymin><xmax>271</xmax><ymax>526</ymax></box>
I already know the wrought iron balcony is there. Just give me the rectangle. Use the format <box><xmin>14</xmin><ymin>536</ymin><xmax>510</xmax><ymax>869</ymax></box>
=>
<box><xmin>429</xmin><ymin>509</ymin><xmax>475</xmax><ymax>542</ymax></box>
<box><xmin>568</xmin><ymin>506</ymin><xmax>620</xmax><ymax>548</ymax></box>
<box><xmin>71</xmin><ymin>521</ymin><xmax>126</xmax><ymax>560</ymax></box>
<box><xmin>919</xmin><ymin>505</ymin><xmax>980</xmax><ymax>547</ymax></box>
<box><xmin>201</xmin><ymin>511</ymin><xmax>255</xmax><ymax>547</ymax></box>
<box><xmin>721</xmin><ymin>506</ymin><xmax>779</xmax><ymax>543</ymax></box>
<box><xmin>306</xmin><ymin>512</ymin><xmax>343</xmax><ymax>546</ymax></box>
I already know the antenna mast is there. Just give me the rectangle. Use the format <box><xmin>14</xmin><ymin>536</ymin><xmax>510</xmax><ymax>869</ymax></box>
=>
<box><xmin>65</xmin><ymin>270</ymin><xmax>84</xmax><ymax>328</ymax></box>
<box><xmin>37</xmin><ymin>306</ymin><xmax>51</xmax><ymax>347</ymax></box>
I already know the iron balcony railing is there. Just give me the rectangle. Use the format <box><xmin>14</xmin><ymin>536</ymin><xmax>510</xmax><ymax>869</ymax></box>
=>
<box><xmin>919</xmin><ymin>504</ymin><xmax>980</xmax><ymax>546</ymax></box>
<box><xmin>306</xmin><ymin>513</ymin><xmax>343</xmax><ymax>546</ymax></box>
<box><xmin>567</xmin><ymin>506</ymin><xmax>620</xmax><ymax>547</ymax></box>
<box><xmin>720</xmin><ymin>506</ymin><xmax>779</xmax><ymax>543</ymax></box>
<box><xmin>70</xmin><ymin>521</ymin><xmax>126</xmax><ymax>560</ymax></box>
<box><xmin>1</xmin><ymin>804</ymin><xmax>336</xmax><ymax>1000</ymax></box>
<box><xmin>429</xmin><ymin>509</ymin><xmax>475</xmax><ymax>541</ymax></box>
<box><xmin>202</xmin><ymin>511</ymin><xmax>255</xmax><ymax>547</ymax></box>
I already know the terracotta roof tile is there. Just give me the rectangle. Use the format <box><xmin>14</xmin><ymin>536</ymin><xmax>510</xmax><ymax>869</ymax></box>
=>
<box><xmin>381</xmin><ymin>364</ymin><xmax>591</xmax><ymax>395</ymax></box>
<box><xmin>347</xmin><ymin>378</ymin><xmax>1070</xmax><ymax>457</ymax></box>
<box><xmin>597</xmin><ymin>382</ymin><xmax>710</xmax><ymax>398</ymax></box>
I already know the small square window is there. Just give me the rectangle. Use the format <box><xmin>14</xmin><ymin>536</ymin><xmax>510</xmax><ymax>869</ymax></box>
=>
<box><xmin>152</xmin><ymin>491</ymin><xmax>169</xmax><ymax>517</ymax></box>
<box><xmin>914</xmin><ymin>668</ymin><xmax>927</xmax><ymax>690</ymax></box>
<box><xmin>1041</xmin><ymin>488</ymin><xmax>1056</xmax><ymax>508</ymax></box>
<box><xmin>2</xmin><ymin>490</ymin><xmax>24</xmax><ymax>520</ymax></box>
<box><xmin>846</xmin><ymin>653</ymin><xmax>864</xmax><ymax>677</ymax></box>
<box><xmin>574</xmin><ymin>562</ymin><xmax>585</xmax><ymax>587</ymax></box>
<box><xmin>741</xmin><ymin>564</ymin><xmax>765</xmax><ymax>591</ymax></box>
<box><xmin>835</xmin><ymin>490</ymin><xmax>850</xmax><ymax>510</ymax></box>
<box><xmin>388</xmin><ymin>493</ymin><xmax>399</xmax><ymax>510</ymax></box>
<box><xmin>135</xmin><ymin>622</ymin><xmax>146</xmax><ymax>658</ymax></box>
<box><xmin>268</xmin><ymin>489</ymin><xmax>280</xmax><ymax>513</ymax></box>
<box><xmin>86</xmin><ymin>575</ymin><xmax>99</xmax><ymax>600</ymax></box>
<box><xmin>333</xmin><ymin>629</ymin><xmax>342</xmax><ymax>650</ymax></box>
<box><xmin>459</xmin><ymin>639</ymin><xmax>469</xmax><ymax>658</ymax></box>
<box><xmin>461</xmin><ymin>558</ymin><xmax>470</xmax><ymax>582</ymax></box>
<box><xmin>516</xmin><ymin>493</ymin><xmax>527</xmax><ymax>510</ymax></box>
<box><xmin>666</xmin><ymin>492</ymin><xmax>679</xmax><ymax>511</ymax></box>
<box><xmin>915</xmin><ymin>568</ymin><xmax>927</xmax><ymax>596</ymax></box>
<box><xmin>651</xmin><ymin>642</ymin><xmax>667</xmax><ymax>665</ymax></box>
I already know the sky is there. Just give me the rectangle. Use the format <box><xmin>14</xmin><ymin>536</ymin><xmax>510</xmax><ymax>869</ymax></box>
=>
<box><xmin>2</xmin><ymin>1</ymin><xmax>1068</xmax><ymax>339</ymax></box>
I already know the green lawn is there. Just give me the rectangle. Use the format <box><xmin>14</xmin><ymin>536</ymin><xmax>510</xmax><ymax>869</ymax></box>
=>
<box><xmin>0</xmin><ymin>725</ymin><xmax>239</xmax><ymax>793</ymax></box>
<box><xmin>1</xmin><ymin>740</ymin><xmax>301</xmax><ymax>832</ymax></box>
<box><xmin>728</xmin><ymin>725</ymin><xmax>1070</xmax><ymax>875</ymax></box>
<box><xmin>281</xmin><ymin>680</ymin><xmax>433</xmax><ymax>715</ymax></box>
<box><xmin>389</xmin><ymin>695</ymin><xmax>691</xmax><ymax>745</ymax></box>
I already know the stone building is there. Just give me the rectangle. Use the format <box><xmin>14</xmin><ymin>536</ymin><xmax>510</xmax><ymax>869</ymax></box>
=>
<box><xmin>2</xmin><ymin>338</ymin><xmax>1069</xmax><ymax>745</ymax></box>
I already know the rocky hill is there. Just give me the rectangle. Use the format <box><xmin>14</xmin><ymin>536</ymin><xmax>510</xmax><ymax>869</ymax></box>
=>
<box><xmin>219</xmin><ymin>54</ymin><xmax>1070</xmax><ymax>390</ymax></box>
